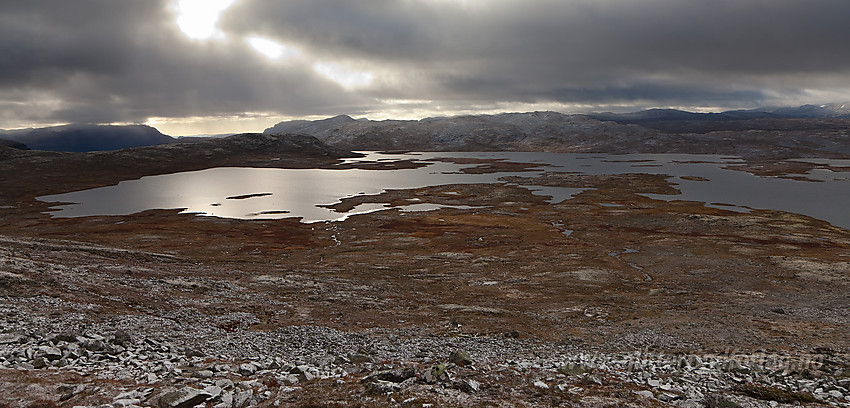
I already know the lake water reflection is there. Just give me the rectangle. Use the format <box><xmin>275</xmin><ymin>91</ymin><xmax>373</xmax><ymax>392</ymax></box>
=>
<box><xmin>38</xmin><ymin>152</ymin><xmax>850</xmax><ymax>229</ymax></box>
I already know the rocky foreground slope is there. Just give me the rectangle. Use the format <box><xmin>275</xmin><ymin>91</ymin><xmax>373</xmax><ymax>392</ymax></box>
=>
<box><xmin>1</xmin><ymin>229</ymin><xmax>849</xmax><ymax>407</ymax></box>
<box><xmin>1</xmin><ymin>302</ymin><xmax>848</xmax><ymax>408</ymax></box>
<box><xmin>1</xmin><ymin>130</ymin><xmax>850</xmax><ymax>407</ymax></box>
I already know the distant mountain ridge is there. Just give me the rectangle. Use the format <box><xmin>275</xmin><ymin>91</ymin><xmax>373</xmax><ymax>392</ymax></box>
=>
<box><xmin>265</xmin><ymin>114</ymin><xmax>358</xmax><ymax>136</ymax></box>
<box><xmin>264</xmin><ymin>111</ymin><xmax>655</xmax><ymax>151</ymax></box>
<box><xmin>3</xmin><ymin>102</ymin><xmax>848</xmax><ymax>155</ymax></box>
<box><xmin>589</xmin><ymin>102</ymin><xmax>850</xmax><ymax>123</ymax></box>
<box><xmin>768</xmin><ymin>102</ymin><xmax>850</xmax><ymax>118</ymax></box>
<box><xmin>266</xmin><ymin>103</ymin><xmax>850</xmax><ymax>150</ymax></box>
<box><xmin>262</xmin><ymin>104</ymin><xmax>850</xmax><ymax>159</ymax></box>
<box><xmin>586</xmin><ymin>103</ymin><xmax>850</xmax><ymax>134</ymax></box>
<box><xmin>0</xmin><ymin>124</ymin><xmax>174</xmax><ymax>152</ymax></box>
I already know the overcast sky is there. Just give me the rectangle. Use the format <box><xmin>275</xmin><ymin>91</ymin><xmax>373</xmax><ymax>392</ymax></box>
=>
<box><xmin>2</xmin><ymin>0</ymin><xmax>850</xmax><ymax>135</ymax></box>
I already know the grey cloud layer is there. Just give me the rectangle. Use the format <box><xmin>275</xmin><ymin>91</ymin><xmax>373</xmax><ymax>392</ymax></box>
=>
<box><xmin>0</xmin><ymin>0</ymin><xmax>366</xmax><ymax>126</ymax></box>
<box><xmin>2</xmin><ymin>0</ymin><xmax>850</xmax><ymax>128</ymax></box>
<box><xmin>225</xmin><ymin>0</ymin><xmax>850</xmax><ymax>100</ymax></box>
<box><xmin>227</xmin><ymin>0</ymin><xmax>850</xmax><ymax>71</ymax></box>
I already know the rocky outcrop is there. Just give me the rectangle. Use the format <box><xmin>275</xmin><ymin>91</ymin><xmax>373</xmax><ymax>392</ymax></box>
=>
<box><xmin>157</xmin><ymin>387</ymin><xmax>213</xmax><ymax>408</ymax></box>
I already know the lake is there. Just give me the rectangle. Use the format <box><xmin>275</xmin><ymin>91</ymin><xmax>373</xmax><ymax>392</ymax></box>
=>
<box><xmin>37</xmin><ymin>152</ymin><xmax>850</xmax><ymax>229</ymax></box>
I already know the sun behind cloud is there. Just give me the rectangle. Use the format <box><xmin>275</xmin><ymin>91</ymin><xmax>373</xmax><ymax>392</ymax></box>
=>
<box><xmin>171</xmin><ymin>0</ymin><xmax>238</xmax><ymax>40</ymax></box>
<box><xmin>313</xmin><ymin>62</ymin><xmax>376</xmax><ymax>90</ymax></box>
<box><xmin>246</xmin><ymin>36</ymin><xmax>299</xmax><ymax>60</ymax></box>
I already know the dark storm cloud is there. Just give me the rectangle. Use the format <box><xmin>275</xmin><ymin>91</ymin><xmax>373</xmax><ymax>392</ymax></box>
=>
<box><xmin>224</xmin><ymin>0</ymin><xmax>850</xmax><ymax>106</ymax></box>
<box><xmin>225</xmin><ymin>0</ymin><xmax>850</xmax><ymax>72</ymax></box>
<box><xmin>2</xmin><ymin>0</ymin><xmax>850</xmax><ymax>129</ymax></box>
<box><xmin>0</xmin><ymin>0</ymin><xmax>366</xmax><ymax>127</ymax></box>
<box><xmin>0</xmin><ymin>1</ymin><xmax>145</xmax><ymax>86</ymax></box>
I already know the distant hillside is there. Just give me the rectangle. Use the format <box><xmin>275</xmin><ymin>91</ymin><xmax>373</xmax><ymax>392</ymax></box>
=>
<box><xmin>0</xmin><ymin>124</ymin><xmax>174</xmax><ymax>152</ymax></box>
<box><xmin>158</xmin><ymin>132</ymin><xmax>352</xmax><ymax>160</ymax></box>
<box><xmin>587</xmin><ymin>103</ymin><xmax>850</xmax><ymax>134</ymax></box>
<box><xmin>768</xmin><ymin>103</ymin><xmax>850</xmax><ymax>118</ymax></box>
<box><xmin>174</xmin><ymin>133</ymin><xmax>237</xmax><ymax>140</ymax></box>
<box><xmin>0</xmin><ymin>139</ymin><xmax>31</xmax><ymax>161</ymax></box>
<box><xmin>264</xmin><ymin>111</ymin><xmax>656</xmax><ymax>152</ymax></box>
<box><xmin>265</xmin><ymin>115</ymin><xmax>358</xmax><ymax>135</ymax></box>
<box><xmin>0</xmin><ymin>139</ymin><xmax>28</xmax><ymax>150</ymax></box>
<box><xmin>589</xmin><ymin>108</ymin><xmax>708</xmax><ymax>122</ymax></box>
<box><xmin>589</xmin><ymin>103</ymin><xmax>850</xmax><ymax>125</ymax></box>
<box><xmin>262</xmin><ymin>107</ymin><xmax>850</xmax><ymax>160</ymax></box>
